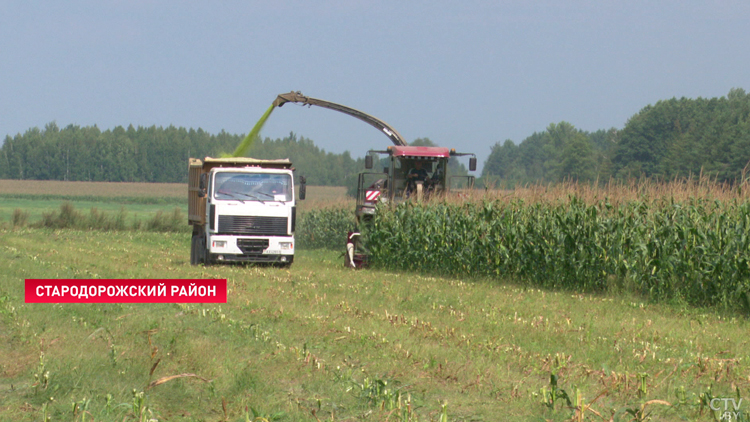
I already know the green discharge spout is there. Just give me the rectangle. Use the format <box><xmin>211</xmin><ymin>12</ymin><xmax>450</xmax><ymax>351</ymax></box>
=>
<box><xmin>227</xmin><ymin>103</ymin><xmax>276</xmax><ymax>158</ymax></box>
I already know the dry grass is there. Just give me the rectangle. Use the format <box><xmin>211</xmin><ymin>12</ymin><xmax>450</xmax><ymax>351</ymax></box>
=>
<box><xmin>0</xmin><ymin>179</ymin><xmax>186</xmax><ymax>198</ymax></box>
<box><xmin>0</xmin><ymin>180</ymin><xmax>351</xmax><ymax>203</ymax></box>
<box><xmin>4</xmin><ymin>175</ymin><xmax>747</xmax><ymax>206</ymax></box>
<box><xmin>301</xmin><ymin>185</ymin><xmax>347</xmax><ymax>201</ymax></box>
<box><xmin>468</xmin><ymin>175</ymin><xmax>750</xmax><ymax>206</ymax></box>
<box><xmin>298</xmin><ymin>186</ymin><xmax>354</xmax><ymax>211</ymax></box>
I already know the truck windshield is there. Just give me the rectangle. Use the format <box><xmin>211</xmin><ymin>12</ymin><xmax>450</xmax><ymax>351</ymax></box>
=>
<box><xmin>214</xmin><ymin>172</ymin><xmax>293</xmax><ymax>202</ymax></box>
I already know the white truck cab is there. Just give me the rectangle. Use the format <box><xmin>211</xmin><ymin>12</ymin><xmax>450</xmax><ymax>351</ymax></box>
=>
<box><xmin>188</xmin><ymin>157</ymin><xmax>305</xmax><ymax>267</ymax></box>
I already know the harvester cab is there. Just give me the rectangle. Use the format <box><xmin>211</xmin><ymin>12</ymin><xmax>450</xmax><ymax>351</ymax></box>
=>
<box><xmin>355</xmin><ymin>145</ymin><xmax>477</xmax><ymax>224</ymax></box>
<box><xmin>346</xmin><ymin>146</ymin><xmax>476</xmax><ymax>269</ymax></box>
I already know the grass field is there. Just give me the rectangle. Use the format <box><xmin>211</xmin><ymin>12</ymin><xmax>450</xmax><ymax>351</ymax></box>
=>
<box><xmin>1</xmin><ymin>228</ymin><xmax>749</xmax><ymax>421</ymax></box>
<box><xmin>0</xmin><ymin>180</ymin><xmax>351</xmax><ymax>225</ymax></box>
<box><xmin>0</xmin><ymin>197</ymin><xmax>186</xmax><ymax>226</ymax></box>
<box><xmin>0</xmin><ymin>180</ymin><xmax>186</xmax><ymax>198</ymax></box>
<box><xmin>2</xmin><ymin>179</ymin><xmax>750</xmax><ymax>421</ymax></box>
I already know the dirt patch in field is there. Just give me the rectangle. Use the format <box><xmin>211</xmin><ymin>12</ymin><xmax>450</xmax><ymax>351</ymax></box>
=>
<box><xmin>0</xmin><ymin>340</ymin><xmax>35</xmax><ymax>379</ymax></box>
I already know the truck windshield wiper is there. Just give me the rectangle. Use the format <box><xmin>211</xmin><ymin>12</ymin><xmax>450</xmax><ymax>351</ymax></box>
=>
<box><xmin>254</xmin><ymin>191</ymin><xmax>277</xmax><ymax>200</ymax></box>
<box><xmin>216</xmin><ymin>190</ymin><xmax>246</xmax><ymax>203</ymax></box>
<box><xmin>235</xmin><ymin>192</ymin><xmax>267</xmax><ymax>203</ymax></box>
<box><xmin>218</xmin><ymin>190</ymin><xmax>278</xmax><ymax>203</ymax></box>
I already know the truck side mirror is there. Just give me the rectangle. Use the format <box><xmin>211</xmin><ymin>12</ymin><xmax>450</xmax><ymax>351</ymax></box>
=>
<box><xmin>365</xmin><ymin>155</ymin><xmax>373</xmax><ymax>169</ymax></box>
<box><xmin>299</xmin><ymin>176</ymin><xmax>306</xmax><ymax>200</ymax></box>
<box><xmin>383</xmin><ymin>166</ymin><xmax>389</xmax><ymax>174</ymax></box>
<box><xmin>469</xmin><ymin>157</ymin><xmax>477</xmax><ymax>172</ymax></box>
<box><xmin>199</xmin><ymin>173</ymin><xmax>208</xmax><ymax>197</ymax></box>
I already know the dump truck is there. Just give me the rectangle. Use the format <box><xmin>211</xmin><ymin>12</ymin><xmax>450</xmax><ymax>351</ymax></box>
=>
<box><xmin>188</xmin><ymin>157</ymin><xmax>305</xmax><ymax>267</ymax></box>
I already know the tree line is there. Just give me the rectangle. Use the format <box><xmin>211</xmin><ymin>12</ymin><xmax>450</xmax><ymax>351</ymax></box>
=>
<box><xmin>0</xmin><ymin>123</ymin><xmax>465</xmax><ymax>189</ymax></box>
<box><xmin>0</xmin><ymin>124</ymin><xmax>364</xmax><ymax>186</ymax></box>
<box><xmin>3</xmin><ymin>88</ymin><xmax>749</xmax><ymax>187</ymax></box>
<box><xmin>481</xmin><ymin>88</ymin><xmax>750</xmax><ymax>186</ymax></box>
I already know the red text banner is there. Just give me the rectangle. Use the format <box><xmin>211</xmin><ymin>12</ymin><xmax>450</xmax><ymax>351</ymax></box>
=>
<box><xmin>25</xmin><ymin>279</ymin><xmax>227</xmax><ymax>303</ymax></box>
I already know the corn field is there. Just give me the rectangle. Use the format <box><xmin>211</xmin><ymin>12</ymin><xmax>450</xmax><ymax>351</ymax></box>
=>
<box><xmin>366</xmin><ymin>197</ymin><xmax>750</xmax><ymax>311</ymax></box>
<box><xmin>296</xmin><ymin>207</ymin><xmax>354</xmax><ymax>249</ymax></box>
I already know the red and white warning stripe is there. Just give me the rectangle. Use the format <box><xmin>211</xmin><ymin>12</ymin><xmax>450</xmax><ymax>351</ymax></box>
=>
<box><xmin>365</xmin><ymin>190</ymin><xmax>381</xmax><ymax>201</ymax></box>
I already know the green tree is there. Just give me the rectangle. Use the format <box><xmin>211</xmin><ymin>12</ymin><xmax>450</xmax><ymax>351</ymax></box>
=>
<box><xmin>559</xmin><ymin>135</ymin><xmax>596</xmax><ymax>182</ymax></box>
<box><xmin>482</xmin><ymin>121</ymin><xmax>599</xmax><ymax>185</ymax></box>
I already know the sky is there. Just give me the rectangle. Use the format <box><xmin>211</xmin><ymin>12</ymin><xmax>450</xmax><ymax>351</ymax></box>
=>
<box><xmin>1</xmin><ymin>0</ymin><xmax>749</xmax><ymax>172</ymax></box>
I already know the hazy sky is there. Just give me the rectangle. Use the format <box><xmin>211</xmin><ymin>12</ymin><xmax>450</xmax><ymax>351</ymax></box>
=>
<box><xmin>2</xmin><ymin>1</ymin><xmax>748</xmax><ymax>170</ymax></box>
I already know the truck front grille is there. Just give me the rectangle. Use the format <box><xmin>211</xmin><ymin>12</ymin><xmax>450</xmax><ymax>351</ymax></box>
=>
<box><xmin>237</xmin><ymin>239</ymin><xmax>269</xmax><ymax>254</ymax></box>
<box><xmin>218</xmin><ymin>215</ymin><xmax>288</xmax><ymax>236</ymax></box>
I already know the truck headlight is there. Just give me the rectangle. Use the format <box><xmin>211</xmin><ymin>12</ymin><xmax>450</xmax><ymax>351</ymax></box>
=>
<box><xmin>212</xmin><ymin>240</ymin><xmax>227</xmax><ymax>248</ymax></box>
<box><xmin>279</xmin><ymin>242</ymin><xmax>293</xmax><ymax>250</ymax></box>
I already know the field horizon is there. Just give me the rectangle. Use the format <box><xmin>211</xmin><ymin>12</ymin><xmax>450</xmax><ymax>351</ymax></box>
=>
<box><xmin>0</xmin><ymin>180</ymin><xmax>351</xmax><ymax>226</ymax></box>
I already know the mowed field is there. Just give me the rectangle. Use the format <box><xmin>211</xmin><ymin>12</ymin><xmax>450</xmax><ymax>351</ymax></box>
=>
<box><xmin>2</xmin><ymin>230</ymin><xmax>750</xmax><ymax>421</ymax></box>
<box><xmin>1</xmin><ymin>180</ymin><xmax>750</xmax><ymax>421</ymax></box>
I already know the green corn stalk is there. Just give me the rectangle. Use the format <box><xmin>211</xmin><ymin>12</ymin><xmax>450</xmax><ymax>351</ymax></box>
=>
<box><xmin>364</xmin><ymin>196</ymin><xmax>750</xmax><ymax>311</ymax></box>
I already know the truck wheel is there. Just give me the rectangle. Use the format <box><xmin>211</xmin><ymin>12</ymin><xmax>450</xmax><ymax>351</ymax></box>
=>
<box><xmin>190</xmin><ymin>234</ymin><xmax>199</xmax><ymax>265</ymax></box>
<box><xmin>198</xmin><ymin>234</ymin><xmax>208</xmax><ymax>265</ymax></box>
